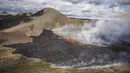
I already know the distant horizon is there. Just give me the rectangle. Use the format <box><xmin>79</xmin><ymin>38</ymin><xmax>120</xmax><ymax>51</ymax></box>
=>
<box><xmin>0</xmin><ymin>0</ymin><xmax>130</xmax><ymax>15</ymax></box>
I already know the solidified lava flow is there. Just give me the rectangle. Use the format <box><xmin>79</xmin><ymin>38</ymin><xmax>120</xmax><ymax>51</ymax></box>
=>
<box><xmin>6</xmin><ymin>30</ymin><xmax>130</xmax><ymax>68</ymax></box>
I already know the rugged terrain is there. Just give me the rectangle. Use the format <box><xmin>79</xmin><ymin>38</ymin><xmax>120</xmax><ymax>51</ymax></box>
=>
<box><xmin>0</xmin><ymin>8</ymin><xmax>130</xmax><ymax>73</ymax></box>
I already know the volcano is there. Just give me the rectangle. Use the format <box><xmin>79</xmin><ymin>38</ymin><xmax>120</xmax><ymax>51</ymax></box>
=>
<box><xmin>4</xmin><ymin>29</ymin><xmax>129</xmax><ymax>68</ymax></box>
<box><xmin>0</xmin><ymin>8</ymin><xmax>130</xmax><ymax>70</ymax></box>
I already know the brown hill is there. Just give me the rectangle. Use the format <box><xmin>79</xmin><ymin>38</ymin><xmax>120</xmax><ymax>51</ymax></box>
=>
<box><xmin>1</xmin><ymin>8</ymin><xmax>67</xmax><ymax>36</ymax></box>
<box><xmin>0</xmin><ymin>8</ymin><xmax>68</xmax><ymax>46</ymax></box>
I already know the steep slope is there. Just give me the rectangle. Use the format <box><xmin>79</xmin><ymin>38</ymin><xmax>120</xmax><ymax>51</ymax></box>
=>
<box><xmin>0</xmin><ymin>8</ymin><xmax>68</xmax><ymax>46</ymax></box>
<box><xmin>1</xmin><ymin>8</ymin><xmax>67</xmax><ymax>36</ymax></box>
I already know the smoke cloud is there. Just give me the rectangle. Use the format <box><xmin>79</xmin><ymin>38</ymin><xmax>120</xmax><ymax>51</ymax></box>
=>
<box><xmin>53</xmin><ymin>13</ymin><xmax>130</xmax><ymax>46</ymax></box>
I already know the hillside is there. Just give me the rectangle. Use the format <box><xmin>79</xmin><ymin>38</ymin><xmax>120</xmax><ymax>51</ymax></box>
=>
<box><xmin>0</xmin><ymin>8</ymin><xmax>130</xmax><ymax>73</ymax></box>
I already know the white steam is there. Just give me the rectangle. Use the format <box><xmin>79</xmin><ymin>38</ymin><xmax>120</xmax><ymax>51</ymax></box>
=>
<box><xmin>53</xmin><ymin>19</ymin><xmax>130</xmax><ymax>46</ymax></box>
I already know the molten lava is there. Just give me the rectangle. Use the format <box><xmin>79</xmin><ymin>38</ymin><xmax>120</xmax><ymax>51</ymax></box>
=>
<box><xmin>58</xmin><ymin>37</ymin><xmax>85</xmax><ymax>46</ymax></box>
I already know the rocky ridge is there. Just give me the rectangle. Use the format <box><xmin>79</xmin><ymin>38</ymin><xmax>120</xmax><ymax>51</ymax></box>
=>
<box><xmin>0</xmin><ymin>8</ymin><xmax>129</xmax><ymax>73</ymax></box>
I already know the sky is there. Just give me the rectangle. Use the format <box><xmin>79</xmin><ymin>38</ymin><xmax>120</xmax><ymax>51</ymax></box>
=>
<box><xmin>0</xmin><ymin>0</ymin><xmax>130</xmax><ymax>16</ymax></box>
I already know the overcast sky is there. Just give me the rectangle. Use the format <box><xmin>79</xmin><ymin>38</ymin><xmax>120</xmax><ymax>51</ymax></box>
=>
<box><xmin>0</xmin><ymin>0</ymin><xmax>130</xmax><ymax>13</ymax></box>
<box><xmin>0</xmin><ymin>0</ymin><xmax>130</xmax><ymax>19</ymax></box>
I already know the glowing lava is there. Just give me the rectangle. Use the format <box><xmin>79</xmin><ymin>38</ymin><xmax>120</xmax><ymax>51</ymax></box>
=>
<box><xmin>58</xmin><ymin>37</ymin><xmax>85</xmax><ymax>46</ymax></box>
